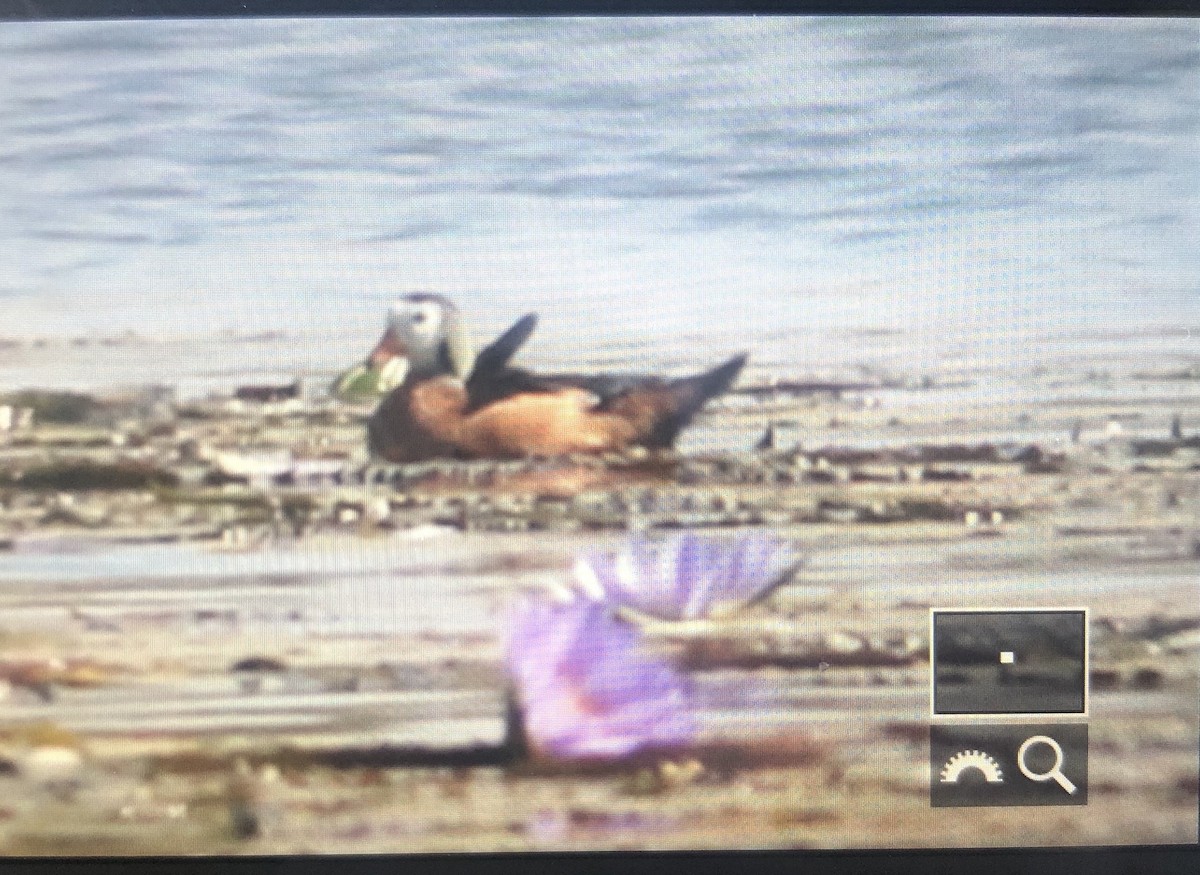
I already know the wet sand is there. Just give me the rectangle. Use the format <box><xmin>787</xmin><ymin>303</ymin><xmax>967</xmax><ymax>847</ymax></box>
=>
<box><xmin>1</xmin><ymin>347</ymin><xmax>1198</xmax><ymax>854</ymax></box>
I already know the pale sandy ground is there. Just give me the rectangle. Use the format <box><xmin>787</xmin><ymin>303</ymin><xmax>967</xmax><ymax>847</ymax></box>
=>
<box><xmin>0</xmin><ymin>347</ymin><xmax>1197</xmax><ymax>855</ymax></box>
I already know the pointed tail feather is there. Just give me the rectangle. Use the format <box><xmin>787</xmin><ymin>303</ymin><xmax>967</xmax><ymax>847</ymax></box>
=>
<box><xmin>649</xmin><ymin>353</ymin><xmax>748</xmax><ymax>446</ymax></box>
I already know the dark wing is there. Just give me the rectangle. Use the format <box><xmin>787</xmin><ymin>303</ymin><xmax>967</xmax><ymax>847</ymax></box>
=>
<box><xmin>536</xmin><ymin>372</ymin><xmax>663</xmax><ymax>404</ymax></box>
<box><xmin>466</xmin><ymin>367</ymin><xmax>668</xmax><ymax>414</ymax></box>
<box><xmin>465</xmin><ymin>365</ymin><xmax>561</xmax><ymax>412</ymax></box>
<box><xmin>473</xmin><ymin>313</ymin><xmax>538</xmax><ymax>375</ymax></box>
<box><xmin>463</xmin><ymin>313</ymin><xmax>548</xmax><ymax>412</ymax></box>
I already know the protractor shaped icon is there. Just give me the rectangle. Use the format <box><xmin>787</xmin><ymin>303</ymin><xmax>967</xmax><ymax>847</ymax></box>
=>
<box><xmin>940</xmin><ymin>749</ymin><xmax>1004</xmax><ymax>784</ymax></box>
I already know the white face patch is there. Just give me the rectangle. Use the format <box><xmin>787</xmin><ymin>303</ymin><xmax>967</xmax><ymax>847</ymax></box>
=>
<box><xmin>389</xmin><ymin>299</ymin><xmax>449</xmax><ymax>375</ymax></box>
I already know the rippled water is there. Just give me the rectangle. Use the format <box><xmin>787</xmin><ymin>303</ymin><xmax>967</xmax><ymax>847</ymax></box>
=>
<box><xmin>1</xmin><ymin>17</ymin><xmax>1198</xmax><ymax>394</ymax></box>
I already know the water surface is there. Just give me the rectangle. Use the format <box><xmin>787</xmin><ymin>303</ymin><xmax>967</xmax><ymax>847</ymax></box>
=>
<box><xmin>1</xmin><ymin>18</ymin><xmax>1197</xmax><ymax>396</ymax></box>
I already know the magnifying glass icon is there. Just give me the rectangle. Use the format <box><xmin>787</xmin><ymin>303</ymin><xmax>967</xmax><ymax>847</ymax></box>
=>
<box><xmin>1017</xmin><ymin>735</ymin><xmax>1077</xmax><ymax>794</ymax></box>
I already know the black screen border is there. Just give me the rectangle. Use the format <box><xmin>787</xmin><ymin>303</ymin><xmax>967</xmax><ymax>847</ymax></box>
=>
<box><xmin>1</xmin><ymin>845</ymin><xmax>1199</xmax><ymax>873</ymax></box>
<box><xmin>0</xmin><ymin>2</ymin><xmax>1196</xmax><ymax>872</ymax></box>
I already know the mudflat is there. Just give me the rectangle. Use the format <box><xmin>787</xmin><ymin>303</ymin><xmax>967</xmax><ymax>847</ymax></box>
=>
<box><xmin>1</xmin><ymin>351</ymin><xmax>1197</xmax><ymax>854</ymax></box>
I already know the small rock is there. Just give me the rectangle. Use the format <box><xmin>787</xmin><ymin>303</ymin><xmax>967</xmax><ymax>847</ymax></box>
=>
<box><xmin>824</xmin><ymin>631</ymin><xmax>865</xmax><ymax>655</ymax></box>
<box><xmin>17</xmin><ymin>746</ymin><xmax>84</xmax><ymax>786</ymax></box>
<box><xmin>259</xmin><ymin>764</ymin><xmax>281</xmax><ymax>785</ymax></box>
<box><xmin>213</xmin><ymin>449</ymin><xmax>293</xmax><ymax>483</ymax></box>
<box><xmin>365</xmin><ymin>497</ymin><xmax>391</xmax><ymax>525</ymax></box>
<box><xmin>230</xmin><ymin>656</ymin><xmax>288</xmax><ymax>673</ymax></box>
<box><xmin>658</xmin><ymin>758</ymin><xmax>704</xmax><ymax>789</ymax></box>
<box><xmin>221</xmin><ymin>526</ymin><xmax>256</xmax><ymax>550</ymax></box>
<box><xmin>755</xmin><ymin>423</ymin><xmax>779</xmax><ymax>451</ymax></box>
<box><xmin>234</xmin><ymin>380</ymin><xmax>302</xmax><ymax>403</ymax></box>
<box><xmin>228</xmin><ymin>759</ymin><xmax>264</xmax><ymax>840</ymax></box>
<box><xmin>230</xmin><ymin>801</ymin><xmax>261</xmax><ymax>840</ymax></box>
<box><xmin>821</xmin><ymin>506</ymin><xmax>859</xmax><ymax>524</ymax></box>
<box><xmin>1161</xmin><ymin>628</ymin><xmax>1200</xmax><ymax>653</ymax></box>
<box><xmin>1130</xmin><ymin>668</ymin><xmax>1164</xmax><ymax>690</ymax></box>
<box><xmin>1090</xmin><ymin>669</ymin><xmax>1120</xmax><ymax>691</ymax></box>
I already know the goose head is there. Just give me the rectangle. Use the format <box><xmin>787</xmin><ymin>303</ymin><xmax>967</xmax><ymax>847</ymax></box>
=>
<box><xmin>366</xmin><ymin>293</ymin><xmax>477</xmax><ymax>390</ymax></box>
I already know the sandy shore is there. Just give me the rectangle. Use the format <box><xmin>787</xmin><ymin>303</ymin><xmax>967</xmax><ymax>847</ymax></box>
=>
<box><xmin>1</xmin><ymin>351</ymin><xmax>1198</xmax><ymax>854</ymax></box>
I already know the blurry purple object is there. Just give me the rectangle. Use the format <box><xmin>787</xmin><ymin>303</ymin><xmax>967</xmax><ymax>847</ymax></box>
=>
<box><xmin>573</xmin><ymin>532</ymin><xmax>802</xmax><ymax>621</ymax></box>
<box><xmin>505</xmin><ymin>597</ymin><xmax>695</xmax><ymax>761</ymax></box>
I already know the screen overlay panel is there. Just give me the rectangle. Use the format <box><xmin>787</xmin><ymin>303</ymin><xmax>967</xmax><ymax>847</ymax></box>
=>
<box><xmin>0</xmin><ymin>16</ymin><xmax>1197</xmax><ymax>855</ymax></box>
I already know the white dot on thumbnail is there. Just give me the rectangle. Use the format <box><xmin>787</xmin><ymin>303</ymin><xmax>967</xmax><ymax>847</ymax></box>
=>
<box><xmin>999</xmin><ymin>651</ymin><xmax>1015</xmax><ymax>664</ymax></box>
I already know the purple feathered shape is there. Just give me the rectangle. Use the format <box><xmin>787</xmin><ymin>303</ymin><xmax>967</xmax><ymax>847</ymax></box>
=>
<box><xmin>505</xmin><ymin>596</ymin><xmax>695</xmax><ymax>761</ymax></box>
<box><xmin>572</xmin><ymin>532</ymin><xmax>802</xmax><ymax>621</ymax></box>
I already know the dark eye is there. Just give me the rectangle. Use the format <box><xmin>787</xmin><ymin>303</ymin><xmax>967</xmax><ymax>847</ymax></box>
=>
<box><xmin>411</xmin><ymin>312</ymin><xmax>427</xmax><ymax>324</ymax></box>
